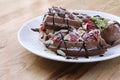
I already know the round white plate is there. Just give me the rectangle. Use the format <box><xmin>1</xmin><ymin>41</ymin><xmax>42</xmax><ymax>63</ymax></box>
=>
<box><xmin>18</xmin><ymin>10</ymin><xmax>120</xmax><ymax>63</ymax></box>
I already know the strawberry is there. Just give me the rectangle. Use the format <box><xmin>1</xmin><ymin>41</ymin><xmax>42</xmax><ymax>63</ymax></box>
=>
<box><xmin>40</xmin><ymin>26</ymin><xmax>46</xmax><ymax>32</ymax></box>
<box><xmin>83</xmin><ymin>18</ymin><xmax>90</xmax><ymax>22</ymax></box>
<box><xmin>69</xmin><ymin>32</ymin><xmax>78</xmax><ymax>42</ymax></box>
<box><xmin>83</xmin><ymin>18</ymin><xmax>97</xmax><ymax>32</ymax></box>
<box><xmin>53</xmin><ymin>34</ymin><xmax>62</xmax><ymax>42</ymax></box>
<box><xmin>92</xmin><ymin>33</ymin><xmax>99</xmax><ymax>41</ymax></box>
<box><xmin>87</xmin><ymin>21</ymin><xmax>97</xmax><ymax>32</ymax></box>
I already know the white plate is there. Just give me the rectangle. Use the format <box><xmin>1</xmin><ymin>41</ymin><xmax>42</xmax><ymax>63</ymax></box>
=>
<box><xmin>18</xmin><ymin>10</ymin><xmax>120</xmax><ymax>63</ymax></box>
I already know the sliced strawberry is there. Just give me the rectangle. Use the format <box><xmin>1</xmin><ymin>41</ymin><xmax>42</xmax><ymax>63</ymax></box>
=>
<box><xmin>83</xmin><ymin>18</ymin><xmax>90</xmax><ymax>22</ymax></box>
<box><xmin>40</xmin><ymin>25</ymin><xmax>46</xmax><ymax>32</ymax></box>
<box><xmin>53</xmin><ymin>34</ymin><xmax>62</xmax><ymax>42</ymax></box>
<box><xmin>69</xmin><ymin>32</ymin><xmax>78</xmax><ymax>42</ymax></box>
<box><xmin>70</xmin><ymin>38</ymin><xmax>77</xmax><ymax>42</ymax></box>
<box><xmin>87</xmin><ymin>21</ymin><xmax>97</xmax><ymax>32</ymax></box>
<box><xmin>83</xmin><ymin>18</ymin><xmax>97</xmax><ymax>32</ymax></box>
<box><xmin>92</xmin><ymin>33</ymin><xmax>99</xmax><ymax>41</ymax></box>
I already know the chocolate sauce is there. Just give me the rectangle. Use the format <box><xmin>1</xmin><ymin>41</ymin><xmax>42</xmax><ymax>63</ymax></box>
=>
<box><xmin>41</xmin><ymin>36</ymin><xmax>44</xmax><ymax>39</ymax></box>
<box><xmin>67</xmin><ymin>19</ymin><xmax>69</xmax><ymax>28</ymax></box>
<box><xmin>55</xmin><ymin>41</ymin><xmax>63</xmax><ymax>55</ymax></box>
<box><xmin>83</xmin><ymin>42</ymin><xmax>89</xmax><ymax>58</ymax></box>
<box><xmin>79</xmin><ymin>42</ymin><xmax>89</xmax><ymax>58</ymax></box>
<box><xmin>66</xmin><ymin>19</ymin><xmax>71</xmax><ymax>32</ymax></box>
<box><xmin>63</xmin><ymin>40</ymin><xmax>67</xmax><ymax>50</ymax></box>
<box><xmin>60</xmin><ymin>7</ymin><xmax>66</xmax><ymax>11</ymax></box>
<box><xmin>46</xmin><ymin>44</ymin><xmax>51</xmax><ymax>48</ymax></box>
<box><xmin>114</xmin><ymin>22</ymin><xmax>120</xmax><ymax>27</ymax></box>
<box><xmin>62</xmin><ymin>14</ymin><xmax>66</xmax><ymax>21</ymax></box>
<box><xmin>48</xmin><ymin>8</ymin><xmax>52</xmax><ymax>13</ymax></box>
<box><xmin>66</xmin><ymin>56</ymin><xmax>72</xmax><ymax>59</ymax></box>
<box><xmin>53</xmin><ymin>15</ymin><xmax>55</xmax><ymax>26</ymax></box>
<box><xmin>60</xmin><ymin>32</ymin><xmax>67</xmax><ymax>50</ymax></box>
<box><xmin>99</xmin><ymin>54</ymin><xmax>104</xmax><ymax>57</ymax></box>
<box><xmin>57</xmin><ymin>41</ymin><xmax>62</xmax><ymax>50</ymax></box>
<box><xmin>31</xmin><ymin>28</ymin><xmax>39</xmax><ymax>32</ymax></box>
<box><xmin>83</xmin><ymin>43</ymin><xmax>88</xmax><ymax>52</ymax></box>
<box><xmin>93</xmin><ymin>15</ymin><xmax>101</xmax><ymax>17</ymax></box>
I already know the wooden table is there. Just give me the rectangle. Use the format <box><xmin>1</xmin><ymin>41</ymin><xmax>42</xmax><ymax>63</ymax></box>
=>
<box><xmin>0</xmin><ymin>0</ymin><xmax>120</xmax><ymax>80</ymax></box>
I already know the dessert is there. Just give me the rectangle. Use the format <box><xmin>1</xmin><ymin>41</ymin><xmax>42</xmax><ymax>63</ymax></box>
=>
<box><xmin>33</xmin><ymin>7</ymin><xmax>120</xmax><ymax>57</ymax></box>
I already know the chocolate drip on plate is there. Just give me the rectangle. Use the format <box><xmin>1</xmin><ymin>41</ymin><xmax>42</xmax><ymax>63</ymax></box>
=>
<box><xmin>99</xmin><ymin>54</ymin><xmax>104</xmax><ymax>57</ymax></box>
<box><xmin>62</xmin><ymin>14</ymin><xmax>66</xmax><ymax>21</ymax></box>
<box><xmin>31</xmin><ymin>28</ymin><xmax>39</xmax><ymax>32</ymax></box>
<box><xmin>41</xmin><ymin>36</ymin><xmax>44</xmax><ymax>39</ymax></box>
<box><xmin>114</xmin><ymin>21</ymin><xmax>120</xmax><ymax>26</ymax></box>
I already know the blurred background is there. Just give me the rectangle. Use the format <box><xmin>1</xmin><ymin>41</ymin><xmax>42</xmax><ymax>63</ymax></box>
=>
<box><xmin>0</xmin><ymin>0</ymin><xmax>120</xmax><ymax>26</ymax></box>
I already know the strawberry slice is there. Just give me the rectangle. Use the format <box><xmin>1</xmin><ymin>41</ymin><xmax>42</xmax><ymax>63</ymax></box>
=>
<box><xmin>40</xmin><ymin>25</ymin><xmax>46</xmax><ymax>32</ymax></box>
<box><xmin>92</xmin><ymin>33</ymin><xmax>99</xmax><ymax>41</ymax></box>
<box><xmin>83</xmin><ymin>18</ymin><xmax>97</xmax><ymax>32</ymax></box>
<box><xmin>87</xmin><ymin>22</ymin><xmax>97</xmax><ymax>32</ymax></box>
<box><xmin>83</xmin><ymin>18</ymin><xmax>90</xmax><ymax>22</ymax></box>
<box><xmin>69</xmin><ymin>32</ymin><xmax>78</xmax><ymax>42</ymax></box>
<box><xmin>53</xmin><ymin>34</ymin><xmax>62</xmax><ymax>42</ymax></box>
<box><xmin>87</xmin><ymin>21</ymin><xmax>96</xmax><ymax>31</ymax></box>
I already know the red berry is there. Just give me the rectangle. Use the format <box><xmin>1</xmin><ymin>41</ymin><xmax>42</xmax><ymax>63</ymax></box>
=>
<box><xmin>69</xmin><ymin>32</ymin><xmax>78</xmax><ymax>42</ymax></box>
<box><xmin>40</xmin><ymin>26</ymin><xmax>45</xmax><ymax>32</ymax></box>
<box><xmin>83</xmin><ymin>18</ymin><xmax>90</xmax><ymax>22</ymax></box>
<box><xmin>53</xmin><ymin>34</ymin><xmax>62</xmax><ymax>42</ymax></box>
<box><xmin>87</xmin><ymin>21</ymin><xmax>96</xmax><ymax>32</ymax></box>
<box><xmin>70</xmin><ymin>38</ymin><xmax>77</xmax><ymax>42</ymax></box>
<box><xmin>47</xmin><ymin>34</ymin><xmax>51</xmax><ymax>39</ymax></box>
<box><xmin>93</xmin><ymin>33</ymin><xmax>99</xmax><ymax>41</ymax></box>
<box><xmin>83</xmin><ymin>18</ymin><xmax>97</xmax><ymax>32</ymax></box>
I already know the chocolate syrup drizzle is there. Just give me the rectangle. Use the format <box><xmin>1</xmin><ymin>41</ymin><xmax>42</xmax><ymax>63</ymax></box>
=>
<box><xmin>43</xmin><ymin>14</ymin><xmax>46</xmax><ymax>21</ymax></box>
<box><xmin>66</xmin><ymin>19</ymin><xmax>70</xmax><ymax>32</ymax></box>
<box><xmin>56</xmin><ymin>41</ymin><xmax>62</xmax><ymax>51</ymax></box>
<box><xmin>53</xmin><ymin>15</ymin><xmax>55</xmax><ymax>26</ymax></box>
<box><xmin>60</xmin><ymin>32</ymin><xmax>67</xmax><ymax>50</ymax></box>
<box><xmin>31</xmin><ymin>28</ymin><xmax>39</xmax><ymax>32</ymax></box>
<box><xmin>78</xmin><ymin>42</ymin><xmax>89</xmax><ymax>58</ymax></box>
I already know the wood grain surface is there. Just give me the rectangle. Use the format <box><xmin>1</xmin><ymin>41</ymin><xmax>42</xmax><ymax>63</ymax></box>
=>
<box><xmin>0</xmin><ymin>0</ymin><xmax>120</xmax><ymax>80</ymax></box>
